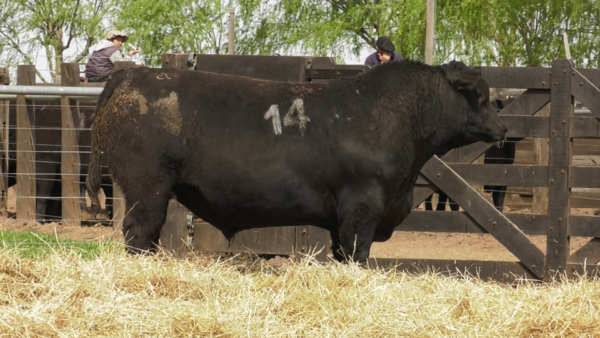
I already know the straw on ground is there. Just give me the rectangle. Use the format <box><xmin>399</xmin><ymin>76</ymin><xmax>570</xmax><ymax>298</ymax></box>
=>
<box><xmin>0</xmin><ymin>245</ymin><xmax>599</xmax><ymax>337</ymax></box>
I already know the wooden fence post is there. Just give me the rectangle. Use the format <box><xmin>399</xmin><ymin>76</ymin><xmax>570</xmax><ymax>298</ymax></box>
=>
<box><xmin>532</xmin><ymin>103</ymin><xmax>551</xmax><ymax>213</ymax></box>
<box><xmin>161</xmin><ymin>198</ymin><xmax>189</xmax><ymax>257</ymax></box>
<box><xmin>545</xmin><ymin>60</ymin><xmax>573</xmax><ymax>276</ymax></box>
<box><xmin>159</xmin><ymin>54</ymin><xmax>190</xmax><ymax>256</ymax></box>
<box><xmin>110</xmin><ymin>61</ymin><xmax>134</xmax><ymax>232</ymax></box>
<box><xmin>161</xmin><ymin>54</ymin><xmax>189</xmax><ymax>69</ymax></box>
<box><xmin>0</xmin><ymin>68</ymin><xmax>9</xmax><ymax>217</ymax></box>
<box><xmin>60</xmin><ymin>63</ymin><xmax>81</xmax><ymax>226</ymax></box>
<box><xmin>16</xmin><ymin>65</ymin><xmax>36</xmax><ymax>221</ymax></box>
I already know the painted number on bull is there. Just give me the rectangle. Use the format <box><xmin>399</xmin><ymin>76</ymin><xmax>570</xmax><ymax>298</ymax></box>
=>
<box><xmin>283</xmin><ymin>98</ymin><xmax>310</xmax><ymax>136</ymax></box>
<box><xmin>264</xmin><ymin>105</ymin><xmax>282</xmax><ymax>135</ymax></box>
<box><xmin>264</xmin><ymin>98</ymin><xmax>310</xmax><ymax>136</ymax></box>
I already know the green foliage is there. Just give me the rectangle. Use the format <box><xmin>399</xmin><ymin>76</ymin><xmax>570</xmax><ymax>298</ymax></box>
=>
<box><xmin>2</xmin><ymin>0</ymin><xmax>600</xmax><ymax>70</ymax></box>
<box><xmin>115</xmin><ymin>0</ymin><xmax>280</xmax><ymax>66</ymax></box>
<box><xmin>0</xmin><ymin>0</ymin><xmax>115</xmax><ymax>82</ymax></box>
<box><xmin>0</xmin><ymin>230</ymin><xmax>113</xmax><ymax>259</ymax></box>
<box><xmin>436</xmin><ymin>0</ymin><xmax>600</xmax><ymax>67</ymax></box>
<box><xmin>273</xmin><ymin>0</ymin><xmax>427</xmax><ymax>62</ymax></box>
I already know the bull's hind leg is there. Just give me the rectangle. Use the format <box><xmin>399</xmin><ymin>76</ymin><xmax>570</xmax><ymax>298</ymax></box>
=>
<box><xmin>331</xmin><ymin>185</ymin><xmax>384</xmax><ymax>263</ymax></box>
<box><xmin>120</xmin><ymin>175</ymin><xmax>174</xmax><ymax>253</ymax></box>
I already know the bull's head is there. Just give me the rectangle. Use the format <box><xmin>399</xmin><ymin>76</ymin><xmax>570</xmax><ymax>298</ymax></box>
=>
<box><xmin>442</xmin><ymin>61</ymin><xmax>507</xmax><ymax>144</ymax></box>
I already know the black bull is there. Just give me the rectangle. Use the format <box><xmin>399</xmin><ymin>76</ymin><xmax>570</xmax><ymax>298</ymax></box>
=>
<box><xmin>87</xmin><ymin>61</ymin><xmax>507</xmax><ymax>261</ymax></box>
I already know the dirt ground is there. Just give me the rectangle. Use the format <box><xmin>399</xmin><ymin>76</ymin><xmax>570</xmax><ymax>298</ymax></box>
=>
<box><xmin>0</xmin><ymin>215</ymin><xmax>596</xmax><ymax>263</ymax></box>
<box><xmin>1</xmin><ymin>188</ymin><xmax>597</xmax><ymax>262</ymax></box>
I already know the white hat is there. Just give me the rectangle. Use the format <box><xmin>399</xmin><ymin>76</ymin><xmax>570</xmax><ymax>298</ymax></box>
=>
<box><xmin>105</xmin><ymin>30</ymin><xmax>129</xmax><ymax>42</ymax></box>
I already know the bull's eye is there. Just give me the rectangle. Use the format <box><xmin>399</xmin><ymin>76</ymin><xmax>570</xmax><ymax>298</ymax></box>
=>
<box><xmin>476</xmin><ymin>90</ymin><xmax>482</xmax><ymax>98</ymax></box>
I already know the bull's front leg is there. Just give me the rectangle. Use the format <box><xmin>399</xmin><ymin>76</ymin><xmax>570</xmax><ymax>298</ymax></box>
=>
<box><xmin>330</xmin><ymin>184</ymin><xmax>384</xmax><ymax>263</ymax></box>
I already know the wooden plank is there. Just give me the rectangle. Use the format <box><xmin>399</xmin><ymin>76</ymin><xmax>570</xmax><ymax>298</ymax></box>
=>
<box><xmin>295</xmin><ymin>226</ymin><xmax>308</xmax><ymax>261</ymax></box>
<box><xmin>195</xmin><ymin>55</ymin><xmax>311</xmax><ymax>82</ymax></box>
<box><xmin>573</xmin><ymin>139</ymin><xmax>600</xmax><ymax>156</ymax></box>
<box><xmin>0</xmin><ymin>67</ymin><xmax>9</xmax><ymax>85</ymax></box>
<box><xmin>60</xmin><ymin>63</ymin><xmax>81</xmax><ymax>226</ymax></box>
<box><xmin>16</xmin><ymin>65</ymin><xmax>36</xmax><ymax>221</ymax></box>
<box><xmin>570</xmin><ymin>239</ymin><xmax>600</xmax><ymax>265</ymax></box>
<box><xmin>481</xmin><ymin>66</ymin><xmax>551</xmax><ymax>89</ymax></box>
<box><xmin>569</xmin><ymin>215</ymin><xmax>600</xmax><ymax>237</ymax></box>
<box><xmin>570</xmin><ymin>167</ymin><xmax>600</xmax><ymax>188</ymax></box>
<box><xmin>502</xmin><ymin>115</ymin><xmax>548</xmax><ymax>138</ymax></box>
<box><xmin>390</xmin><ymin>212</ymin><xmax>600</xmax><ymax>237</ymax></box>
<box><xmin>570</xmin><ymin>116</ymin><xmax>600</xmax><ymax>138</ymax></box>
<box><xmin>500</xmin><ymin>89</ymin><xmax>552</xmax><ymax>116</ymax></box>
<box><xmin>533</xmin><ymin>103</ymin><xmax>550</xmax><ymax>213</ymax></box>
<box><xmin>161</xmin><ymin>54</ymin><xmax>190</xmax><ymax>69</ymax></box>
<box><xmin>305</xmin><ymin>69</ymin><xmax>364</xmax><ymax>80</ymax></box>
<box><xmin>577</xmin><ymin>69</ymin><xmax>600</xmax><ymax>90</ymax></box>
<box><xmin>450</xmin><ymin>164</ymin><xmax>548</xmax><ymax>187</ymax></box>
<box><xmin>294</xmin><ymin>225</ymin><xmax>330</xmax><ymax>262</ymax></box>
<box><xmin>368</xmin><ymin>258</ymin><xmax>537</xmax><ymax>282</ymax></box>
<box><xmin>415</xmin><ymin>164</ymin><xmax>547</xmax><ymax>186</ymax></box>
<box><xmin>193</xmin><ymin>222</ymin><xmax>298</xmax><ymax>256</ymax></box>
<box><xmin>545</xmin><ymin>59</ymin><xmax>573</xmax><ymax>274</ymax></box>
<box><xmin>571</xmin><ymin>68</ymin><xmax>600</xmax><ymax>117</ymax></box>
<box><xmin>159</xmin><ymin>198</ymin><xmax>189</xmax><ymax>257</ymax></box>
<box><xmin>396</xmin><ymin>211</ymin><xmax>548</xmax><ymax>235</ymax></box>
<box><xmin>420</xmin><ymin>156</ymin><xmax>545</xmax><ymax>278</ymax></box>
<box><xmin>571</xmin><ymin>189</ymin><xmax>600</xmax><ymax>208</ymax></box>
<box><xmin>306</xmin><ymin>226</ymin><xmax>330</xmax><ymax>262</ymax></box>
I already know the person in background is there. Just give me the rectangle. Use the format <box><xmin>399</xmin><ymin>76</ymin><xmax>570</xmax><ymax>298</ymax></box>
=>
<box><xmin>86</xmin><ymin>30</ymin><xmax>139</xmax><ymax>82</ymax></box>
<box><xmin>364</xmin><ymin>36</ymin><xmax>404</xmax><ymax>66</ymax></box>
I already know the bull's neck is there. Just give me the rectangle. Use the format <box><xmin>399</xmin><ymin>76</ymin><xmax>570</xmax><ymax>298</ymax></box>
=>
<box><xmin>373</xmin><ymin>74</ymin><xmax>465</xmax><ymax>163</ymax></box>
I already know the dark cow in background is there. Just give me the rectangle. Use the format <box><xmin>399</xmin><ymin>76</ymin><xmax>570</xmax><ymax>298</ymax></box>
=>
<box><xmin>87</xmin><ymin>60</ymin><xmax>507</xmax><ymax>261</ymax></box>
<box><xmin>424</xmin><ymin>98</ymin><xmax>518</xmax><ymax>212</ymax></box>
<box><xmin>4</xmin><ymin>100</ymin><xmax>113</xmax><ymax>222</ymax></box>
<box><xmin>483</xmin><ymin>98</ymin><xmax>519</xmax><ymax>212</ymax></box>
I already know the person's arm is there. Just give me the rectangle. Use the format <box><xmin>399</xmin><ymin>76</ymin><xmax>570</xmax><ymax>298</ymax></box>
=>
<box><xmin>109</xmin><ymin>50</ymin><xmax>132</xmax><ymax>64</ymax></box>
<box><xmin>364</xmin><ymin>53</ymin><xmax>377</xmax><ymax>66</ymax></box>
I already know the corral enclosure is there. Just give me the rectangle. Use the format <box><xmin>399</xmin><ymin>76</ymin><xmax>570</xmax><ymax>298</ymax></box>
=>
<box><xmin>1</xmin><ymin>56</ymin><xmax>600</xmax><ymax>281</ymax></box>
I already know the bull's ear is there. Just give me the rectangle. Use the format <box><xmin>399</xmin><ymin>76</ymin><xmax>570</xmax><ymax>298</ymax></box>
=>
<box><xmin>443</xmin><ymin>62</ymin><xmax>482</xmax><ymax>91</ymax></box>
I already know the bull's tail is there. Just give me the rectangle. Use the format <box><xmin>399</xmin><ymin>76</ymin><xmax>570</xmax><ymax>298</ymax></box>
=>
<box><xmin>86</xmin><ymin>146</ymin><xmax>103</xmax><ymax>216</ymax></box>
<box><xmin>86</xmin><ymin>69</ymin><xmax>128</xmax><ymax>215</ymax></box>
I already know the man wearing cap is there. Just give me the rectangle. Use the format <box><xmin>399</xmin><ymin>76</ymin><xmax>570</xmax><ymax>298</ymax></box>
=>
<box><xmin>364</xmin><ymin>36</ymin><xmax>404</xmax><ymax>66</ymax></box>
<box><xmin>86</xmin><ymin>30</ymin><xmax>140</xmax><ymax>82</ymax></box>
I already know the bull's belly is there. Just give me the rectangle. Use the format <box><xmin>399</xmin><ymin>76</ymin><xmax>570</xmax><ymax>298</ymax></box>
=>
<box><xmin>172</xmin><ymin>182</ymin><xmax>336</xmax><ymax>232</ymax></box>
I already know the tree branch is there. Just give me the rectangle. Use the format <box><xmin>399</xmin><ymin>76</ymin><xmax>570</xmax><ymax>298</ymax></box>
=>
<box><xmin>65</xmin><ymin>0</ymin><xmax>81</xmax><ymax>49</ymax></box>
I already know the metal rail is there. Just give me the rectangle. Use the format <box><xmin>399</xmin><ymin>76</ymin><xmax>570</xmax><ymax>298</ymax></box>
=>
<box><xmin>0</xmin><ymin>85</ymin><xmax>103</xmax><ymax>96</ymax></box>
<box><xmin>0</xmin><ymin>94</ymin><xmax>97</xmax><ymax>101</ymax></box>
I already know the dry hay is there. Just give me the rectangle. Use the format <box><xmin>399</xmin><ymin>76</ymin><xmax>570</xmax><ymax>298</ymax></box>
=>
<box><xmin>0</xmin><ymin>247</ymin><xmax>599</xmax><ymax>337</ymax></box>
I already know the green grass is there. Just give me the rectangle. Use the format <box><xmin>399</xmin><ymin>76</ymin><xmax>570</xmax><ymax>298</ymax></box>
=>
<box><xmin>0</xmin><ymin>230</ymin><xmax>113</xmax><ymax>259</ymax></box>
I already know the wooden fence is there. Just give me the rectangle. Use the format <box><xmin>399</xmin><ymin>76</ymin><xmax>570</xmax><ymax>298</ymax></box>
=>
<box><xmin>3</xmin><ymin>56</ymin><xmax>600</xmax><ymax>281</ymax></box>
